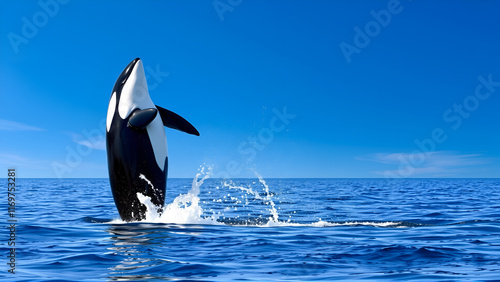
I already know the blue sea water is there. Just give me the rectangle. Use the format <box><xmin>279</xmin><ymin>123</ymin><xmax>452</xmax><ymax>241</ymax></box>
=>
<box><xmin>2</xmin><ymin>173</ymin><xmax>500</xmax><ymax>281</ymax></box>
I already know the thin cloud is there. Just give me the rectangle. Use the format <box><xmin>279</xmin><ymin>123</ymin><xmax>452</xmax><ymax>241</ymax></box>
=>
<box><xmin>0</xmin><ymin>119</ymin><xmax>45</xmax><ymax>131</ymax></box>
<box><xmin>0</xmin><ymin>153</ymin><xmax>50</xmax><ymax>169</ymax></box>
<box><xmin>357</xmin><ymin>151</ymin><xmax>493</xmax><ymax>178</ymax></box>
<box><xmin>66</xmin><ymin>132</ymin><xmax>106</xmax><ymax>151</ymax></box>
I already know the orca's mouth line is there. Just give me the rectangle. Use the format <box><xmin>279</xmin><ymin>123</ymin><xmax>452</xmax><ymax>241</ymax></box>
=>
<box><xmin>125</xmin><ymin>58</ymin><xmax>141</xmax><ymax>76</ymax></box>
<box><xmin>114</xmin><ymin>58</ymin><xmax>142</xmax><ymax>90</ymax></box>
<box><xmin>122</xmin><ymin>58</ymin><xmax>141</xmax><ymax>82</ymax></box>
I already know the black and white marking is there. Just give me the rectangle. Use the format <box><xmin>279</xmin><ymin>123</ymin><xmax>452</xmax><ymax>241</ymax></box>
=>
<box><xmin>106</xmin><ymin>58</ymin><xmax>199</xmax><ymax>221</ymax></box>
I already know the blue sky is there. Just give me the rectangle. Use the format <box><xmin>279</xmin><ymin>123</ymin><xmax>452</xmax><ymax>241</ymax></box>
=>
<box><xmin>1</xmin><ymin>0</ymin><xmax>499</xmax><ymax>178</ymax></box>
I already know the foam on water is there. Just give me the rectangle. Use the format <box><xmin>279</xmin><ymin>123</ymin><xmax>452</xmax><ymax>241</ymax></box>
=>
<box><xmin>110</xmin><ymin>166</ymin><xmax>410</xmax><ymax>228</ymax></box>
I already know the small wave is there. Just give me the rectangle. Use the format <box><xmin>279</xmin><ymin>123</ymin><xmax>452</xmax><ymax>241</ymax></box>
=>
<box><xmin>257</xmin><ymin>220</ymin><xmax>419</xmax><ymax>228</ymax></box>
<box><xmin>81</xmin><ymin>216</ymin><xmax>112</xmax><ymax>223</ymax></box>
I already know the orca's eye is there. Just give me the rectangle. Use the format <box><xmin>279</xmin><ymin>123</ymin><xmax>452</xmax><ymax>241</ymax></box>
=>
<box><xmin>121</xmin><ymin>79</ymin><xmax>126</xmax><ymax>86</ymax></box>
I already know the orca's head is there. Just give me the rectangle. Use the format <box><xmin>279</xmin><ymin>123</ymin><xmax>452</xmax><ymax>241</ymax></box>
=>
<box><xmin>112</xmin><ymin>57</ymin><xmax>141</xmax><ymax>94</ymax></box>
<box><xmin>107</xmin><ymin>58</ymin><xmax>155</xmax><ymax>131</ymax></box>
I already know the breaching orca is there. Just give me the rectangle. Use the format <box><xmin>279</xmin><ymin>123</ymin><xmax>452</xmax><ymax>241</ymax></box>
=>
<box><xmin>106</xmin><ymin>58</ymin><xmax>199</xmax><ymax>221</ymax></box>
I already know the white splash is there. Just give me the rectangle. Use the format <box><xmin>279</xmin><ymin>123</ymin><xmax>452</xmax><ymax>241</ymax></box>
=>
<box><xmin>251</xmin><ymin>170</ymin><xmax>279</xmax><ymax>225</ymax></box>
<box><xmin>109</xmin><ymin>166</ymin><xmax>410</xmax><ymax>229</ymax></box>
<box><xmin>225</xmin><ymin>181</ymin><xmax>263</xmax><ymax>200</ymax></box>
<box><xmin>139</xmin><ymin>174</ymin><xmax>154</xmax><ymax>189</ymax></box>
<box><xmin>135</xmin><ymin>166</ymin><xmax>221</xmax><ymax>224</ymax></box>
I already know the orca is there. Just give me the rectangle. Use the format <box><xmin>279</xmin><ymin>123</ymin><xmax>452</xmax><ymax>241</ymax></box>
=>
<box><xmin>106</xmin><ymin>58</ymin><xmax>199</xmax><ymax>221</ymax></box>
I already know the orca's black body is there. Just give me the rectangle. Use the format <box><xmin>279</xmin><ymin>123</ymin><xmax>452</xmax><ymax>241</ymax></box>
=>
<box><xmin>106</xmin><ymin>58</ymin><xmax>199</xmax><ymax>221</ymax></box>
<box><xmin>106</xmin><ymin>110</ymin><xmax>168</xmax><ymax>221</ymax></box>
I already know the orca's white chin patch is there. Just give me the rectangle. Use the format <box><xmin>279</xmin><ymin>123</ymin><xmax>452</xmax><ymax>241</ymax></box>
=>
<box><xmin>118</xmin><ymin>60</ymin><xmax>155</xmax><ymax>119</ymax></box>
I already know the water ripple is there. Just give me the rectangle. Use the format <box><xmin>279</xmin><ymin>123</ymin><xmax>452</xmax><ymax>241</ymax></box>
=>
<box><xmin>10</xmin><ymin>177</ymin><xmax>500</xmax><ymax>281</ymax></box>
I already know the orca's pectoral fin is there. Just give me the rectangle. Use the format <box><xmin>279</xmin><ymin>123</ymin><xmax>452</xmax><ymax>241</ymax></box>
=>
<box><xmin>156</xmin><ymin>105</ymin><xmax>200</xmax><ymax>136</ymax></box>
<box><xmin>128</xmin><ymin>108</ymin><xmax>158</xmax><ymax>129</ymax></box>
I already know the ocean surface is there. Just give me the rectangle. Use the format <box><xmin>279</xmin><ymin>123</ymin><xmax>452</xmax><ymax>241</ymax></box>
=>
<box><xmin>2</xmin><ymin>172</ymin><xmax>500</xmax><ymax>281</ymax></box>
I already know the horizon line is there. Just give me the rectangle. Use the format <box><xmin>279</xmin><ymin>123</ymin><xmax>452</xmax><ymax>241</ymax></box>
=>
<box><xmin>4</xmin><ymin>177</ymin><xmax>500</xmax><ymax>180</ymax></box>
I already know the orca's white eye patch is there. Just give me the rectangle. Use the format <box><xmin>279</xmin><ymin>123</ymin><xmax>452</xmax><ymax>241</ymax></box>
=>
<box><xmin>106</xmin><ymin>92</ymin><xmax>117</xmax><ymax>132</ymax></box>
